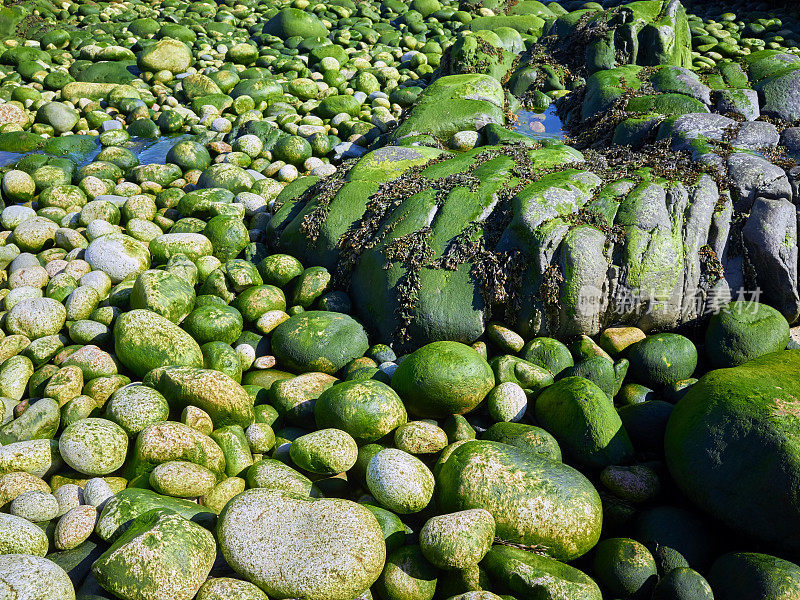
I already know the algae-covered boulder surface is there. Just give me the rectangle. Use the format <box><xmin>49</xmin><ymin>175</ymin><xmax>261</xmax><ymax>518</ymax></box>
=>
<box><xmin>0</xmin><ymin>0</ymin><xmax>800</xmax><ymax>596</ymax></box>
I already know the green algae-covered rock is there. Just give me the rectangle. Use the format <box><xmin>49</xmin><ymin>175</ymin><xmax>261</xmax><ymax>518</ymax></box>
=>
<box><xmin>652</xmin><ymin>567</ymin><xmax>713</xmax><ymax>600</ymax></box>
<box><xmin>59</xmin><ymin>418</ymin><xmax>128</xmax><ymax>476</ymax></box>
<box><xmin>627</xmin><ymin>333</ymin><xmax>697</xmax><ymax>387</ymax></box>
<box><xmin>95</xmin><ymin>488</ymin><xmax>216</xmax><ymax>542</ymax></box>
<box><xmin>183</xmin><ymin>305</ymin><xmax>243</xmax><ymax>346</ymax></box>
<box><xmin>481</xmin><ymin>545</ymin><xmax>602</xmax><ymax>600</ymax></box>
<box><xmin>6</xmin><ymin>297</ymin><xmax>66</xmax><ymax>340</ymax></box>
<box><xmin>114</xmin><ymin>310</ymin><xmax>203</xmax><ymax>377</ymax></box>
<box><xmin>705</xmin><ymin>301</ymin><xmax>790</xmax><ymax>368</ymax></box>
<box><xmin>245</xmin><ymin>458</ymin><xmax>317</xmax><ymax>496</ymax></box>
<box><xmin>367</xmin><ymin>448</ymin><xmax>434</xmax><ymax>514</ymax></box>
<box><xmin>196</xmin><ymin>578</ymin><xmax>269</xmax><ymax>600</ymax></box>
<box><xmin>143</xmin><ymin>366</ymin><xmax>254</xmax><ymax>428</ymax></box>
<box><xmin>707</xmin><ymin>552</ymin><xmax>800</xmax><ymax>600</ymax></box>
<box><xmin>592</xmin><ymin>537</ymin><xmax>657</xmax><ymax>599</ymax></box>
<box><xmin>0</xmin><ymin>512</ymin><xmax>49</xmax><ymax>556</ymax></box>
<box><xmin>389</xmin><ymin>74</ymin><xmax>504</xmax><ymax>143</ymax></box>
<box><xmin>263</xmin><ymin>8</ymin><xmax>328</xmax><ymax>39</ymax></box>
<box><xmin>521</xmin><ymin>337</ymin><xmax>574</xmax><ymax>376</ymax></box>
<box><xmin>84</xmin><ymin>234</ymin><xmax>151</xmax><ymax>284</ymax></box>
<box><xmin>391</xmin><ymin>342</ymin><xmax>494</xmax><ymax>418</ymax></box>
<box><xmin>149</xmin><ymin>460</ymin><xmax>217</xmax><ymax>497</ymax></box>
<box><xmin>270</xmin><ymin>372</ymin><xmax>338</xmax><ymax>424</ymax></box>
<box><xmin>482</xmin><ymin>422</ymin><xmax>562</xmax><ymax>462</ymax></box>
<box><xmin>436</xmin><ymin>440</ymin><xmax>601</xmax><ymax>561</ymax></box>
<box><xmin>289</xmin><ymin>428</ymin><xmax>358</xmax><ymax>475</ymax></box>
<box><xmin>137</xmin><ymin>38</ymin><xmax>192</xmax><ymax>74</ymax></box>
<box><xmin>130</xmin><ymin>269</ymin><xmax>196</xmax><ymax>324</ymax></box>
<box><xmin>93</xmin><ymin>509</ymin><xmax>215</xmax><ymax>600</ymax></box>
<box><xmin>218</xmin><ymin>489</ymin><xmax>385</xmax><ymax>600</ymax></box>
<box><xmin>315</xmin><ymin>380</ymin><xmax>407</xmax><ymax>443</ymax></box>
<box><xmin>535</xmin><ymin>377</ymin><xmax>634</xmax><ymax>467</ymax></box>
<box><xmin>272</xmin><ymin>311</ymin><xmax>369</xmax><ymax>375</ymax></box>
<box><xmin>420</xmin><ymin>509</ymin><xmax>495</xmax><ymax>570</ymax></box>
<box><xmin>375</xmin><ymin>544</ymin><xmax>437</xmax><ymax>600</ymax></box>
<box><xmin>133</xmin><ymin>420</ymin><xmax>225</xmax><ymax>476</ymax></box>
<box><xmin>0</xmin><ymin>555</ymin><xmax>75</xmax><ymax>600</ymax></box>
<box><xmin>105</xmin><ymin>385</ymin><xmax>170</xmax><ymax>436</ymax></box>
<box><xmin>665</xmin><ymin>350</ymin><xmax>800</xmax><ymax>551</ymax></box>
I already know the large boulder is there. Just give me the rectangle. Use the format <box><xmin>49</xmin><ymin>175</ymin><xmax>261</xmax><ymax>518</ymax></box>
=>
<box><xmin>665</xmin><ymin>350</ymin><xmax>800</xmax><ymax>551</ymax></box>
<box><xmin>481</xmin><ymin>545</ymin><xmax>602</xmax><ymax>600</ymax></box>
<box><xmin>271</xmin><ymin>311</ymin><xmax>369</xmax><ymax>374</ymax></box>
<box><xmin>707</xmin><ymin>552</ymin><xmax>800</xmax><ymax>600</ymax></box>
<box><xmin>262</xmin><ymin>8</ymin><xmax>327</xmax><ymax>39</ymax></box>
<box><xmin>218</xmin><ymin>489</ymin><xmax>386</xmax><ymax>600</ymax></box>
<box><xmin>705</xmin><ymin>301</ymin><xmax>790</xmax><ymax>368</ymax></box>
<box><xmin>137</xmin><ymin>38</ymin><xmax>192</xmax><ymax>73</ymax></box>
<box><xmin>143</xmin><ymin>366</ymin><xmax>254</xmax><ymax>428</ymax></box>
<box><xmin>436</xmin><ymin>440</ymin><xmax>602</xmax><ymax>560</ymax></box>
<box><xmin>93</xmin><ymin>509</ymin><xmax>216</xmax><ymax>600</ymax></box>
<box><xmin>0</xmin><ymin>555</ymin><xmax>75</xmax><ymax>600</ymax></box>
<box><xmin>391</xmin><ymin>341</ymin><xmax>495</xmax><ymax>418</ymax></box>
<box><xmin>114</xmin><ymin>310</ymin><xmax>203</xmax><ymax>377</ymax></box>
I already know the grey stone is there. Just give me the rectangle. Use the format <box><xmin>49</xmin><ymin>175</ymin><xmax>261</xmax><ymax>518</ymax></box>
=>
<box><xmin>218</xmin><ymin>489</ymin><xmax>385</xmax><ymax>600</ymax></box>
<box><xmin>669</xmin><ymin>113</ymin><xmax>736</xmax><ymax>147</ymax></box>
<box><xmin>715</xmin><ymin>88</ymin><xmax>760</xmax><ymax>121</ymax></box>
<box><xmin>731</xmin><ymin>121</ymin><xmax>780</xmax><ymax>149</ymax></box>
<box><xmin>651</xmin><ymin>66</ymin><xmax>712</xmax><ymax>105</ymax></box>
<box><xmin>780</xmin><ymin>127</ymin><xmax>800</xmax><ymax>154</ymax></box>
<box><xmin>726</xmin><ymin>152</ymin><xmax>791</xmax><ymax>212</ymax></box>
<box><xmin>742</xmin><ymin>197</ymin><xmax>800</xmax><ymax>323</ymax></box>
<box><xmin>756</xmin><ymin>66</ymin><xmax>800</xmax><ymax>122</ymax></box>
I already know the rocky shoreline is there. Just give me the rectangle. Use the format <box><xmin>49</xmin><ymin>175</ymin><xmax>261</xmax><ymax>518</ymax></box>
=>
<box><xmin>0</xmin><ymin>0</ymin><xmax>798</xmax><ymax>598</ymax></box>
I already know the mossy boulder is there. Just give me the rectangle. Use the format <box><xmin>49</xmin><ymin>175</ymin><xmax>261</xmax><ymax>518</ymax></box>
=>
<box><xmin>419</xmin><ymin>509</ymin><xmax>495</xmax><ymax>570</ymax></box>
<box><xmin>315</xmin><ymin>380</ymin><xmax>407</xmax><ymax>443</ymax></box>
<box><xmin>535</xmin><ymin>377</ymin><xmax>634</xmax><ymax>467</ymax></box>
<box><xmin>0</xmin><ymin>555</ymin><xmax>75</xmax><ymax>600</ymax></box>
<box><xmin>665</xmin><ymin>350</ymin><xmax>800</xmax><ymax>551</ymax></box>
<box><xmin>130</xmin><ymin>269</ymin><xmax>196</xmax><ymax>323</ymax></box>
<box><xmin>436</xmin><ymin>440</ymin><xmax>602</xmax><ymax>560</ymax></box>
<box><xmin>143</xmin><ymin>366</ymin><xmax>254</xmax><ymax>428</ymax></box>
<box><xmin>271</xmin><ymin>311</ymin><xmax>369</xmax><ymax>375</ymax></box>
<box><xmin>218</xmin><ymin>489</ymin><xmax>385</xmax><ymax>600</ymax></box>
<box><xmin>592</xmin><ymin>538</ymin><xmax>657</xmax><ymax>599</ymax></box>
<box><xmin>652</xmin><ymin>567</ymin><xmax>713</xmax><ymax>600</ymax></box>
<box><xmin>389</xmin><ymin>74</ymin><xmax>505</xmax><ymax>143</ymax></box>
<box><xmin>481</xmin><ymin>545</ymin><xmax>602</xmax><ymax>600</ymax></box>
<box><xmin>93</xmin><ymin>508</ymin><xmax>216</xmax><ymax>600</ymax></box>
<box><xmin>114</xmin><ymin>309</ymin><xmax>203</xmax><ymax>377</ymax></box>
<box><xmin>137</xmin><ymin>38</ymin><xmax>192</xmax><ymax>73</ymax></box>
<box><xmin>627</xmin><ymin>333</ymin><xmax>697</xmax><ymax>387</ymax></box>
<box><xmin>262</xmin><ymin>8</ymin><xmax>328</xmax><ymax>39</ymax></box>
<box><xmin>482</xmin><ymin>422</ymin><xmax>562</xmax><ymax>461</ymax></box>
<box><xmin>96</xmin><ymin>488</ymin><xmax>216</xmax><ymax>542</ymax></box>
<box><xmin>705</xmin><ymin>301</ymin><xmax>790</xmax><ymax>368</ymax></box>
<box><xmin>391</xmin><ymin>342</ymin><xmax>494</xmax><ymax>418</ymax></box>
<box><xmin>707</xmin><ymin>552</ymin><xmax>800</xmax><ymax>600</ymax></box>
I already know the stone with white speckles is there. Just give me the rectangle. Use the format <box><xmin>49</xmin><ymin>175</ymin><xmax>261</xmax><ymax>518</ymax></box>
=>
<box><xmin>93</xmin><ymin>508</ymin><xmax>215</xmax><ymax>600</ymax></box>
<box><xmin>54</xmin><ymin>504</ymin><xmax>97</xmax><ymax>550</ymax></box>
<box><xmin>420</xmin><ymin>509</ymin><xmax>495</xmax><ymax>569</ymax></box>
<box><xmin>197</xmin><ymin>578</ymin><xmax>269</xmax><ymax>599</ymax></box>
<box><xmin>366</xmin><ymin>448</ymin><xmax>434</xmax><ymax>514</ymax></box>
<box><xmin>59</xmin><ymin>418</ymin><xmax>128</xmax><ymax>476</ymax></box>
<box><xmin>218</xmin><ymin>488</ymin><xmax>386</xmax><ymax>600</ymax></box>
<box><xmin>0</xmin><ymin>554</ymin><xmax>75</xmax><ymax>599</ymax></box>
<box><xmin>0</xmin><ymin>512</ymin><xmax>49</xmax><ymax>555</ymax></box>
<box><xmin>436</xmin><ymin>440</ymin><xmax>602</xmax><ymax>561</ymax></box>
<box><xmin>84</xmin><ymin>233</ymin><xmax>151</xmax><ymax>284</ymax></box>
<box><xmin>6</xmin><ymin>297</ymin><xmax>66</xmax><ymax>340</ymax></box>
